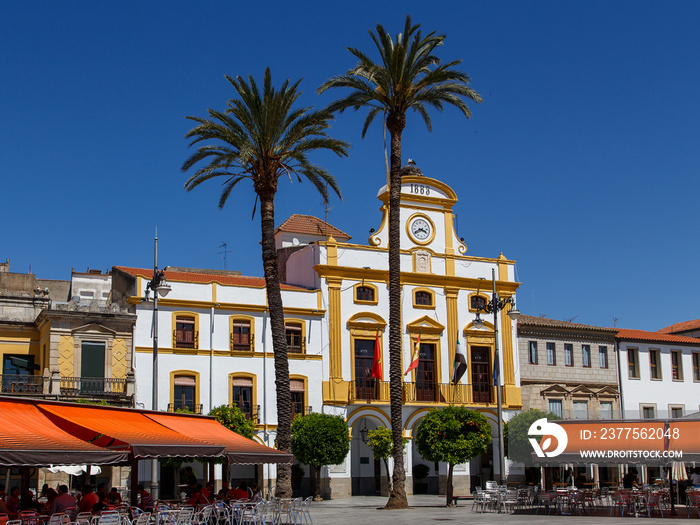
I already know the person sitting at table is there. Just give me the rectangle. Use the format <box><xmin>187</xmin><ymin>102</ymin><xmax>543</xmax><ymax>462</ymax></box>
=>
<box><xmin>95</xmin><ymin>483</ymin><xmax>108</xmax><ymax>504</ymax></box>
<box><xmin>228</xmin><ymin>482</ymin><xmax>250</xmax><ymax>501</ymax></box>
<box><xmin>137</xmin><ymin>484</ymin><xmax>154</xmax><ymax>510</ymax></box>
<box><xmin>106</xmin><ymin>488</ymin><xmax>122</xmax><ymax>505</ymax></box>
<box><xmin>249</xmin><ymin>484</ymin><xmax>262</xmax><ymax>502</ymax></box>
<box><xmin>5</xmin><ymin>487</ymin><xmax>20</xmax><ymax>516</ymax></box>
<box><xmin>691</xmin><ymin>468</ymin><xmax>700</xmax><ymax>489</ymax></box>
<box><xmin>42</xmin><ymin>487</ymin><xmax>58</xmax><ymax>514</ymax></box>
<box><xmin>218</xmin><ymin>482</ymin><xmax>230</xmax><ymax>500</ymax></box>
<box><xmin>187</xmin><ymin>484</ymin><xmax>210</xmax><ymax>506</ymax></box>
<box><xmin>51</xmin><ymin>485</ymin><xmax>76</xmax><ymax>515</ymax></box>
<box><xmin>201</xmin><ymin>482</ymin><xmax>214</xmax><ymax>502</ymax></box>
<box><xmin>0</xmin><ymin>485</ymin><xmax>16</xmax><ymax>519</ymax></box>
<box><xmin>78</xmin><ymin>485</ymin><xmax>99</xmax><ymax>513</ymax></box>
<box><xmin>622</xmin><ymin>468</ymin><xmax>639</xmax><ymax>489</ymax></box>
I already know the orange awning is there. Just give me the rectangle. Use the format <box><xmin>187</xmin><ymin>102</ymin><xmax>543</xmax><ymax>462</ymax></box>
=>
<box><xmin>147</xmin><ymin>412</ymin><xmax>292</xmax><ymax>465</ymax></box>
<box><xmin>36</xmin><ymin>402</ymin><xmax>225</xmax><ymax>459</ymax></box>
<box><xmin>0</xmin><ymin>397</ymin><xmax>128</xmax><ymax>466</ymax></box>
<box><xmin>668</xmin><ymin>420</ymin><xmax>700</xmax><ymax>461</ymax></box>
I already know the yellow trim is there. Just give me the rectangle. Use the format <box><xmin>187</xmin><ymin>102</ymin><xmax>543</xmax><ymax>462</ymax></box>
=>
<box><xmin>170</xmin><ymin>369</ymin><xmax>201</xmax><ymax>410</ymax></box>
<box><xmin>212</xmin><ymin>282</ymin><xmax>217</xmax><ymax>303</ymax></box>
<box><xmin>347</xmin><ymin>406</ymin><xmax>393</xmax><ymax>438</ymax></box>
<box><xmin>404</xmin><ymin>407</ymin><xmax>435</xmax><ymax>437</ymax></box>
<box><xmin>445</xmin><ymin>287</ymin><xmax>459</xmax><ymax>384</ymax></box>
<box><xmin>346</xmin><ymin>312</ymin><xmax>387</xmax><ymax>331</ymax></box>
<box><xmin>406</xmin><ymin>318</ymin><xmax>443</xmax><ymax>384</ymax></box>
<box><xmin>134</xmin><ymin>346</ymin><xmax>322</xmax><ymax>360</ymax></box>
<box><xmin>406</xmin><ymin>213</ymin><xmax>436</xmax><ymax>246</ymax></box>
<box><xmin>411</xmin><ymin>248</ymin><xmax>434</xmax><ymax>274</ymax></box>
<box><xmin>368</xmin><ymin>204</ymin><xmax>388</xmax><ymax>247</ymax></box>
<box><xmin>229</xmin><ymin>315</ymin><xmax>255</xmax><ymax>353</ymax></box>
<box><xmin>327</xmin><ymin>277</ymin><xmax>342</xmax><ymax>379</ymax></box>
<box><xmin>326</xmin><ymin>236</ymin><xmax>338</xmax><ymax>265</ymax></box>
<box><xmin>128</xmin><ymin>296</ymin><xmax>325</xmax><ymax>317</ymax></box>
<box><xmin>171</xmin><ymin>311</ymin><xmax>200</xmax><ymax>350</ymax></box>
<box><xmin>497</xmin><ymin>255</ymin><xmax>516</xmax><ymax>385</ymax></box>
<box><xmin>228</xmin><ymin>371</ymin><xmax>257</xmax><ymax>414</ymax></box>
<box><xmin>285</xmin><ymin>318</ymin><xmax>307</xmax><ymax>355</ymax></box>
<box><xmin>353</xmin><ymin>282</ymin><xmax>379</xmax><ymax>306</ymax></box>
<box><xmin>349</xmin><ymin>328</ymin><xmax>384</xmax><ymax>398</ymax></box>
<box><xmin>412</xmin><ymin>287</ymin><xmax>435</xmax><ymax>309</ymax></box>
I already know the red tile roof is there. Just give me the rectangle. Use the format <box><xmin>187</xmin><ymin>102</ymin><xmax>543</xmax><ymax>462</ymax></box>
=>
<box><xmin>275</xmin><ymin>214</ymin><xmax>350</xmax><ymax>241</ymax></box>
<box><xmin>657</xmin><ymin>319</ymin><xmax>700</xmax><ymax>334</ymax></box>
<box><xmin>113</xmin><ymin>267</ymin><xmax>309</xmax><ymax>291</ymax></box>
<box><xmin>517</xmin><ymin>315</ymin><xmax>616</xmax><ymax>333</ymax></box>
<box><xmin>616</xmin><ymin>328</ymin><xmax>700</xmax><ymax>345</ymax></box>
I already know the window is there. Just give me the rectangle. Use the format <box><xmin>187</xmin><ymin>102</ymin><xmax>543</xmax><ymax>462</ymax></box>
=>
<box><xmin>354</xmin><ymin>338</ymin><xmax>377</xmax><ymax>400</ymax></box>
<box><xmin>670</xmin><ymin>406</ymin><xmax>684</xmax><ymax>418</ymax></box>
<box><xmin>600</xmin><ymin>401</ymin><xmax>613</xmax><ymax>420</ymax></box>
<box><xmin>628</xmin><ymin>348</ymin><xmax>639</xmax><ymax>378</ymax></box>
<box><xmin>290</xmin><ymin>379</ymin><xmax>306</xmax><ymax>417</ymax></box>
<box><xmin>79</xmin><ymin>290</ymin><xmax>94</xmax><ymax>299</ymax></box>
<box><xmin>231</xmin><ymin>377</ymin><xmax>254</xmax><ymax>420</ymax></box>
<box><xmin>546</xmin><ymin>342</ymin><xmax>556</xmax><ymax>365</ymax></box>
<box><xmin>470</xmin><ymin>295</ymin><xmax>487</xmax><ymax>311</ymax></box>
<box><xmin>642</xmin><ymin>405</ymin><xmax>656</xmax><ymax>419</ymax></box>
<box><xmin>414</xmin><ymin>290</ymin><xmax>433</xmax><ymax>307</ymax></box>
<box><xmin>2</xmin><ymin>355</ymin><xmax>39</xmax><ymax>394</ymax></box>
<box><xmin>528</xmin><ymin>341</ymin><xmax>538</xmax><ymax>364</ymax></box>
<box><xmin>573</xmin><ymin>401</ymin><xmax>588</xmax><ymax>419</ymax></box>
<box><xmin>694</xmin><ymin>353</ymin><xmax>700</xmax><ymax>381</ymax></box>
<box><xmin>582</xmin><ymin>345</ymin><xmax>591</xmax><ymax>368</ymax></box>
<box><xmin>671</xmin><ymin>350</ymin><xmax>683</xmax><ymax>380</ymax></box>
<box><xmin>356</xmin><ymin>286</ymin><xmax>374</xmax><ymax>302</ymax></box>
<box><xmin>173</xmin><ymin>375</ymin><xmax>196</xmax><ymax>412</ymax></box>
<box><xmin>416</xmin><ymin>343</ymin><xmax>436</xmax><ymax>402</ymax></box>
<box><xmin>564</xmin><ymin>344</ymin><xmax>573</xmax><ymax>366</ymax></box>
<box><xmin>549</xmin><ymin>399</ymin><xmax>563</xmax><ymax>418</ymax></box>
<box><xmin>649</xmin><ymin>349</ymin><xmax>661</xmax><ymax>379</ymax></box>
<box><xmin>599</xmin><ymin>346</ymin><xmax>609</xmax><ymax>368</ymax></box>
<box><xmin>231</xmin><ymin>320</ymin><xmax>252</xmax><ymax>352</ymax></box>
<box><xmin>175</xmin><ymin>315</ymin><xmax>197</xmax><ymax>349</ymax></box>
<box><xmin>286</xmin><ymin>322</ymin><xmax>305</xmax><ymax>353</ymax></box>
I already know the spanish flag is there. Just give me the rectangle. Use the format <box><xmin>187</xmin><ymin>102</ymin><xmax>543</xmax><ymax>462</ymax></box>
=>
<box><xmin>404</xmin><ymin>332</ymin><xmax>421</xmax><ymax>375</ymax></box>
<box><xmin>371</xmin><ymin>331</ymin><xmax>383</xmax><ymax>380</ymax></box>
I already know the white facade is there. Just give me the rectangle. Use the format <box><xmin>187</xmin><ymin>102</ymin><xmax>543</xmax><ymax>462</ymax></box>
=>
<box><xmin>616</xmin><ymin>330</ymin><xmax>700</xmax><ymax>419</ymax></box>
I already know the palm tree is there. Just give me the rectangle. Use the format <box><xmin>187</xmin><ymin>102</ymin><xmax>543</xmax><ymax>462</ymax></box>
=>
<box><xmin>318</xmin><ymin>16</ymin><xmax>481</xmax><ymax>509</ymax></box>
<box><xmin>182</xmin><ymin>68</ymin><xmax>349</xmax><ymax>497</ymax></box>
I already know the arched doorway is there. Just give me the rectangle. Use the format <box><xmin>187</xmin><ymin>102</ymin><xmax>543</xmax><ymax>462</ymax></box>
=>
<box><xmin>349</xmin><ymin>411</ymin><xmax>391</xmax><ymax>496</ymax></box>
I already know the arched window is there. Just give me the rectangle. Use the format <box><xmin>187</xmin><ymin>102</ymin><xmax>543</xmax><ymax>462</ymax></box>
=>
<box><xmin>231</xmin><ymin>319</ymin><xmax>252</xmax><ymax>352</ymax></box>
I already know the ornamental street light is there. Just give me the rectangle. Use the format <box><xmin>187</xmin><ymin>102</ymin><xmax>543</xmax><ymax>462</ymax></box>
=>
<box><xmin>143</xmin><ymin>234</ymin><xmax>170</xmax><ymax>499</ymax></box>
<box><xmin>473</xmin><ymin>268</ymin><xmax>520</xmax><ymax>484</ymax></box>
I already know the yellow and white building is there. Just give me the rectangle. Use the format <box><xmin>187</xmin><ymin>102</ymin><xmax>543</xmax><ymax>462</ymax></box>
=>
<box><xmin>117</xmin><ymin>174</ymin><xmax>522</xmax><ymax>498</ymax></box>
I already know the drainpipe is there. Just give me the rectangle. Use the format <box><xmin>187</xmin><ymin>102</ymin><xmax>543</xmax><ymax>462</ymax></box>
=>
<box><xmin>615</xmin><ymin>339</ymin><xmax>625</xmax><ymax>419</ymax></box>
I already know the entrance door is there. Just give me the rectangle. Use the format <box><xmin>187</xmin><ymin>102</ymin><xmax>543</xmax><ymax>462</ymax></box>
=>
<box><xmin>471</xmin><ymin>346</ymin><xmax>492</xmax><ymax>403</ymax></box>
<box><xmin>416</xmin><ymin>343</ymin><xmax>436</xmax><ymax>402</ymax></box>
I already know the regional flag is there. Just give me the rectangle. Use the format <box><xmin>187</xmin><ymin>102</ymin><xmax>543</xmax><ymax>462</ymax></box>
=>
<box><xmin>493</xmin><ymin>350</ymin><xmax>500</xmax><ymax>386</ymax></box>
<box><xmin>371</xmin><ymin>331</ymin><xmax>383</xmax><ymax>380</ymax></box>
<box><xmin>404</xmin><ymin>332</ymin><xmax>421</xmax><ymax>375</ymax></box>
<box><xmin>452</xmin><ymin>336</ymin><xmax>467</xmax><ymax>384</ymax></box>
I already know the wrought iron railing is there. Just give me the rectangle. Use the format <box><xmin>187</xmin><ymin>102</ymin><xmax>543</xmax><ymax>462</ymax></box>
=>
<box><xmin>167</xmin><ymin>403</ymin><xmax>204</xmax><ymax>414</ymax></box>
<box><xmin>0</xmin><ymin>375</ymin><xmax>44</xmax><ymax>394</ymax></box>
<box><xmin>60</xmin><ymin>377</ymin><xmax>128</xmax><ymax>397</ymax></box>
<box><xmin>228</xmin><ymin>403</ymin><xmax>260</xmax><ymax>423</ymax></box>
<box><xmin>347</xmin><ymin>380</ymin><xmax>503</xmax><ymax>405</ymax></box>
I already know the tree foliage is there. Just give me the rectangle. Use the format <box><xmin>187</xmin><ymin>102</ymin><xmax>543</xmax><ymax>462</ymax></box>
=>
<box><xmin>209</xmin><ymin>404</ymin><xmax>255</xmax><ymax>440</ymax></box>
<box><xmin>291</xmin><ymin>413</ymin><xmax>350</xmax><ymax>499</ymax></box>
<box><xmin>415</xmin><ymin>406</ymin><xmax>491</xmax><ymax>506</ymax></box>
<box><xmin>504</xmin><ymin>409</ymin><xmax>562</xmax><ymax>465</ymax></box>
<box><xmin>367</xmin><ymin>426</ymin><xmax>408</xmax><ymax>493</ymax></box>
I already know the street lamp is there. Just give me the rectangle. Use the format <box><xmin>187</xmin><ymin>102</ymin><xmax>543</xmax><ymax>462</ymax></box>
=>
<box><xmin>143</xmin><ymin>234</ymin><xmax>170</xmax><ymax>499</ymax></box>
<box><xmin>473</xmin><ymin>268</ymin><xmax>520</xmax><ymax>484</ymax></box>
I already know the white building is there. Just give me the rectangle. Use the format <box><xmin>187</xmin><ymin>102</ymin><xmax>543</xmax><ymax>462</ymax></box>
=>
<box><xmin>113</xmin><ymin>173</ymin><xmax>523</xmax><ymax>498</ymax></box>
<box><xmin>616</xmin><ymin>328</ymin><xmax>700</xmax><ymax>419</ymax></box>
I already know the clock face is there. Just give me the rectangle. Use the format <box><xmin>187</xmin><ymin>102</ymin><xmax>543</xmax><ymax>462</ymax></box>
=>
<box><xmin>410</xmin><ymin>217</ymin><xmax>431</xmax><ymax>241</ymax></box>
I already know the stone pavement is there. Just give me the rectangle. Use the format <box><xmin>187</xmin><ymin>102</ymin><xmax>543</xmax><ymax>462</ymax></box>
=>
<box><xmin>306</xmin><ymin>495</ymin><xmax>676</xmax><ymax>524</ymax></box>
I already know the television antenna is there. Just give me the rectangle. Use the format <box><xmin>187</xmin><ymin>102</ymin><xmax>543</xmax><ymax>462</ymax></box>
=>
<box><xmin>218</xmin><ymin>242</ymin><xmax>232</xmax><ymax>270</ymax></box>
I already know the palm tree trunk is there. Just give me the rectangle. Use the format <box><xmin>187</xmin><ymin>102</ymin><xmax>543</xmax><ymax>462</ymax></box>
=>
<box><xmin>385</xmin><ymin>112</ymin><xmax>408</xmax><ymax>509</ymax></box>
<box><xmin>259</xmin><ymin>192</ymin><xmax>293</xmax><ymax>498</ymax></box>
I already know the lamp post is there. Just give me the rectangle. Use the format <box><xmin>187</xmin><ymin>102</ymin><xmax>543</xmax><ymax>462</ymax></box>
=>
<box><xmin>143</xmin><ymin>234</ymin><xmax>171</xmax><ymax>499</ymax></box>
<box><xmin>473</xmin><ymin>268</ymin><xmax>520</xmax><ymax>484</ymax></box>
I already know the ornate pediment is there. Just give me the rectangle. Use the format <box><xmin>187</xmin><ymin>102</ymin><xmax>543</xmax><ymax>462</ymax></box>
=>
<box><xmin>406</xmin><ymin>315</ymin><xmax>444</xmax><ymax>335</ymax></box>
<box><xmin>71</xmin><ymin>322</ymin><xmax>117</xmax><ymax>336</ymax></box>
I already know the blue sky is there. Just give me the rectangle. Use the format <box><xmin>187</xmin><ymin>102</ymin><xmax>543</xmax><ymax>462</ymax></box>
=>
<box><xmin>2</xmin><ymin>1</ymin><xmax>699</xmax><ymax>331</ymax></box>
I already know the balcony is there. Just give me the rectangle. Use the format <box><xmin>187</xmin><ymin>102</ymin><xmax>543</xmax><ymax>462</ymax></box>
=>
<box><xmin>345</xmin><ymin>380</ymin><xmax>507</xmax><ymax>406</ymax></box>
<box><xmin>229</xmin><ymin>403</ymin><xmax>260</xmax><ymax>423</ymax></box>
<box><xmin>167</xmin><ymin>403</ymin><xmax>204</xmax><ymax>415</ymax></box>
<box><xmin>0</xmin><ymin>373</ymin><xmax>135</xmax><ymax>406</ymax></box>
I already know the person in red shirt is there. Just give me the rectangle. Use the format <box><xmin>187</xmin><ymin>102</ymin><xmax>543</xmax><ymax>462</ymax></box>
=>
<box><xmin>227</xmin><ymin>482</ymin><xmax>250</xmax><ymax>501</ymax></box>
<box><xmin>78</xmin><ymin>485</ymin><xmax>99</xmax><ymax>513</ymax></box>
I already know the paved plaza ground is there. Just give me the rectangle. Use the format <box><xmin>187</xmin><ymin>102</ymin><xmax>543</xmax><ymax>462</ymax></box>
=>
<box><xmin>307</xmin><ymin>495</ymin><xmax>692</xmax><ymax>525</ymax></box>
